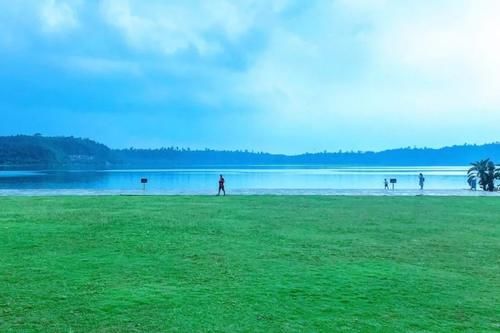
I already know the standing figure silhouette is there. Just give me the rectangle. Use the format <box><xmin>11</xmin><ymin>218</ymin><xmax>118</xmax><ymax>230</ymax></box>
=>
<box><xmin>218</xmin><ymin>174</ymin><xmax>225</xmax><ymax>196</ymax></box>
<box><xmin>419</xmin><ymin>173</ymin><xmax>425</xmax><ymax>190</ymax></box>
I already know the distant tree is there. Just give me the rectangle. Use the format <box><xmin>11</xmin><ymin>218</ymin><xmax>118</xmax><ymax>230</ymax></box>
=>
<box><xmin>467</xmin><ymin>159</ymin><xmax>500</xmax><ymax>191</ymax></box>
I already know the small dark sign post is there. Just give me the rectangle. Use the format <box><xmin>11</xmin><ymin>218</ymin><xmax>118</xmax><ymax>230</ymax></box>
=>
<box><xmin>141</xmin><ymin>178</ymin><xmax>148</xmax><ymax>191</ymax></box>
<box><xmin>390</xmin><ymin>178</ymin><xmax>397</xmax><ymax>191</ymax></box>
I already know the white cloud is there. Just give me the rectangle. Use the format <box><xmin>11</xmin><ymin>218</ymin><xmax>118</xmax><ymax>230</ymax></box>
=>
<box><xmin>372</xmin><ymin>0</ymin><xmax>500</xmax><ymax>109</ymax></box>
<box><xmin>39</xmin><ymin>0</ymin><xmax>80</xmax><ymax>34</ymax></box>
<box><xmin>233</xmin><ymin>0</ymin><xmax>500</xmax><ymax>150</ymax></box>
<box><xmin>99</xmin><ymin>0</ymin><xmax>290</xmax><ymax>56</ymax></box>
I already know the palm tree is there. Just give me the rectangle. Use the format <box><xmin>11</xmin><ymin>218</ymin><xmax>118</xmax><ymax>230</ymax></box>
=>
<box><xmin>467</xmin><ymin>159</ymin><xmax>500</xmax><ymax>191</ymax></box>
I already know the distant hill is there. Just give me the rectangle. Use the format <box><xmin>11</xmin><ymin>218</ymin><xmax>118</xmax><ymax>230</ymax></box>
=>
<box><xmin>1</xmin><ymin>135</ymin><xmax>500</xmax><ymax>168</ymax></box>
<box><xmin>0</xmin><ymin>135</ymin><xmax>114</xmax><ymax>168</ymax></box>
<box><xmin>114</xmin><ymin>144</ymin><xmax>500</xmax><ymax>167</ymax></box>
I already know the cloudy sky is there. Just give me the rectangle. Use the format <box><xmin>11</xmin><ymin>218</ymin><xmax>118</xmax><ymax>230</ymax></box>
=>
<box><xmin>1</xmin><ymin>0</ymin><xmax>500</xmax><ymax>153</ymax></box>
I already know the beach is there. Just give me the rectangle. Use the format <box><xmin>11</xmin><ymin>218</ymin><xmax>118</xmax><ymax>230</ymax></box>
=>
<box><xmin>0</xmin><ymin>188</ymin><xmax>498</xmax><ymax>196</ymax></box>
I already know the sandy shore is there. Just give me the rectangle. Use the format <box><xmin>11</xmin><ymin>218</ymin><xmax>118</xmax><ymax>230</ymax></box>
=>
<box><xmin>0</xmin><ymin>189</ymin><xmax>499</xmax><ymax>197</ymax></box>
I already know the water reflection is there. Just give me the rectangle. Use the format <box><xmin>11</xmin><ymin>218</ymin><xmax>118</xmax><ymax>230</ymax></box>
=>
<box><xmin>0</xmin><ymin>167</ymin><xmax>471</xmax><ymax>191</ymax></box>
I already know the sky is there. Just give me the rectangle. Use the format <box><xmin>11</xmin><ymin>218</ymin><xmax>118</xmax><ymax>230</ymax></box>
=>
<box><xmin>1</xmin><ymin>0</ymin><xmax>500</xmax><ymax>153</ymax></box>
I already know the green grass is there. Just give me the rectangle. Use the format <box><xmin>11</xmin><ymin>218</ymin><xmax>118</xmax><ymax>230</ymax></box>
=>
<box><xmin>0</xmin><ymin>196</ymin><xmax>498</xmax><ymax>332</ymax></box>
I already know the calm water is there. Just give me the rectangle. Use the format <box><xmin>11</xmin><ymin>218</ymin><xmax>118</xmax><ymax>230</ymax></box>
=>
<box><xmin>0</xmin><ymin>167</ymin><xmax>471</xmax><ymax>193</ymax></box>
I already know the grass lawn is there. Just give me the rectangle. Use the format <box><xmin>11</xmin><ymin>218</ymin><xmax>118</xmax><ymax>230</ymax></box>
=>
<box><xmin>0</xmin><ymin>196</ymin><xmax>499</xmax><ymax>332</ymax></box>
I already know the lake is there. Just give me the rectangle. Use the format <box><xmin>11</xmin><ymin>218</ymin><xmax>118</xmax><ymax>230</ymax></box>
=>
<box><xmin>0</xmin><ymin>167</ymin><xmax>472</xmax><ymax>194</ymax></box>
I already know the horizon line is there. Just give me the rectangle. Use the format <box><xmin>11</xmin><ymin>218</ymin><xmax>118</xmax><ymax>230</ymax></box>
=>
<box><xmin>3</xmin><ymin>133</ymin><xmax>500</xmax><ymax>157</ymax></box>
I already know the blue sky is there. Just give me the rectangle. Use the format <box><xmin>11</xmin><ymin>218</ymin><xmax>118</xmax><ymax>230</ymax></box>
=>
<box><xmin>1</xmin><ymin>0</ymin><xmax>500</xmax><ymax>153</ymax></box>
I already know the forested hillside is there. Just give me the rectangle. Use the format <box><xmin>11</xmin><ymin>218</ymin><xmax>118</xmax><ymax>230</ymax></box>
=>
<box><xmin>0</xmin><ymin>135</ymin><xmax>113</xmax><ymax>168</ymax></box>
<box><xmin>115</xmin><ymin>144</ymin><xmax>500</xmax><ymax>167</ymax></box>
<box><xmin>1</xmin><ymin>135</ymin><xmax>500</xmax><ymax>168</ymax></box>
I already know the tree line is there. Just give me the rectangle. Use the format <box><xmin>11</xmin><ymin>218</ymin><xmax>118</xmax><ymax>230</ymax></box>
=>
<box><xmin>3</xmin><ymin>135</ymin><xmax>500</xmax><ymax>170</ymax></box>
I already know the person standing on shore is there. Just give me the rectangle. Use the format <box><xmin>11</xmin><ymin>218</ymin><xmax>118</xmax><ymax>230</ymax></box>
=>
<box><xmin>217</xmin><ymin>174</ymin><xmax>226</xmax><ymax>196</ymax></box>
<box><xmin>470</xmin><ymin>178</ymin><xmax>477</xmax><ymax>191</ymax></box>
<box><xmin>419</xmin><ymin>173</ymin><xmax>425</xmax><ymax>190</ymax></box>
<box><xmin>384</xmin><ymin>179</ymin><xmax>389</xmax><ymax>190</ymax></box>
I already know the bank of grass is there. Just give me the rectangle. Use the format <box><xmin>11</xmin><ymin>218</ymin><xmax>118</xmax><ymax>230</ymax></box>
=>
<box><xmin>0</xmin><ymin>196</ymin><xmax>498</xmax><ymax>332</ymax></box>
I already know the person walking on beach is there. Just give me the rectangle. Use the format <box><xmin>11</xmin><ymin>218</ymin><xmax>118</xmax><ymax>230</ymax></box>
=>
<box><xmin>217</xmin><ymin>174</ymin><xmax>226</xmax><ymax>196</ymax></box>
<box><xmin>419</xmin><ymin>173</ymin><xmax>425</xmax><ymax>190</ymax></box>
<box><xmin>384</xmin><ymin>179</ymin><xmax>389</xmax><ymax>190</ymax></box>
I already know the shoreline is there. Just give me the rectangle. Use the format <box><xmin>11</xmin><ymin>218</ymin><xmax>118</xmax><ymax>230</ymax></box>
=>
<box><xmin>1</xmin><ymin>189</ymin><xmax>498</xmax><ymax>197</ymax></box>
